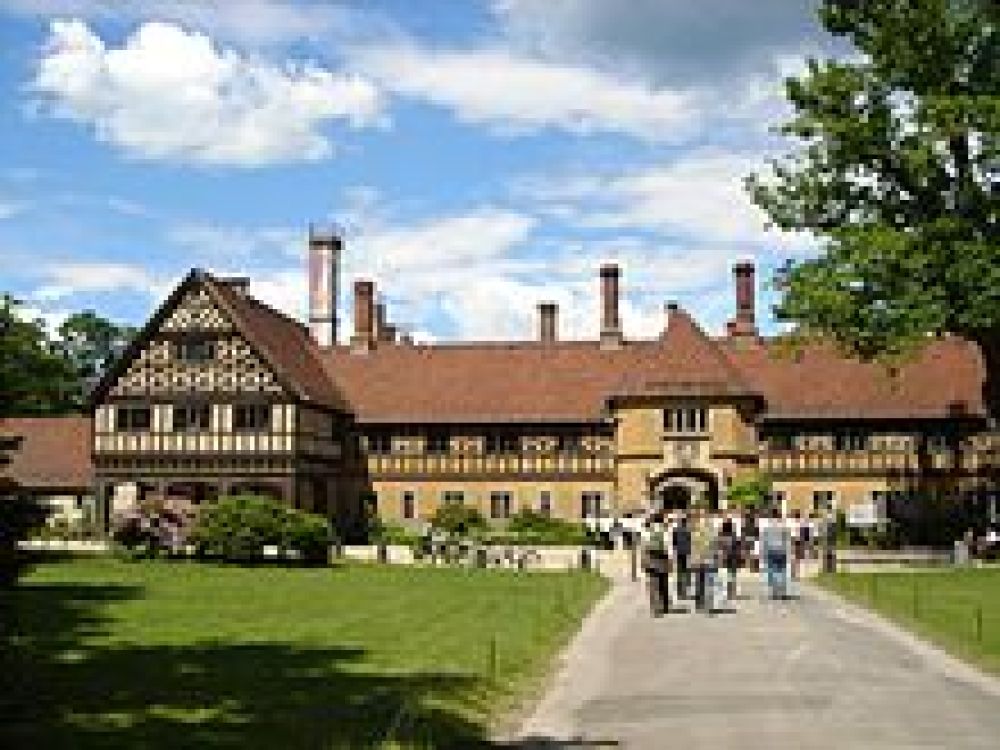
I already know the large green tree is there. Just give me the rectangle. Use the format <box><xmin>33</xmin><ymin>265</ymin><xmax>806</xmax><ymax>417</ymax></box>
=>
<box><xmin>0</xmin><ymin>295</ymin><xmax>76</xmax><ymax>417</ymax></box>
<box><xmin>56</xmin><ymin>311</ymin><xmax>135</xmax><ymax>406</ymax></box>
<box><xmin>748</xmin><ymin>0</ymin><xmax>1000</xmax><ymax>417</ymax></box>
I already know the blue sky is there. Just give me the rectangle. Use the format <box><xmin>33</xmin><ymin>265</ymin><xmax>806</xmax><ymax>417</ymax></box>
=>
<box><xmin>0</xmin><ymin>0</ymin><xmax>829</xmax><ymax>342</ymax></box>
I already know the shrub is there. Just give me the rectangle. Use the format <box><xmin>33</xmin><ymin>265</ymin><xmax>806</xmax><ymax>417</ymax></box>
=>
<box><xmin>191</xmin><ymin>495</ymin><xmax>333</xmax><ymax>564</ymax></box>
<box><xmin>429</xmin><ymin>503</ymin><xmax>488</xmax><ymax>536</ymax></box>
<box><xmin>727</xmin><ymin>473</ymin><xmax>773</xmax><ymax>511</ymax></box>
<box><xmin>112</xmin><ymin>495</ymin><xmax>197</xmax><ymax>560</ymax></box>
<box><xmin>504</xmin><ymin>509</ymin><xmax>590</xmax><ymax>545</ymax></box>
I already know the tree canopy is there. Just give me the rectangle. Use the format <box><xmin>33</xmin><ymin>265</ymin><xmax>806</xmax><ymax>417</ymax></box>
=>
<box><xmin>0</xmin><ymin>295</ymin><xmax>134</xmax><ymax>416</ymax></box>
<box><xmin>748</xmin><ymin>0</ymin><xmax>999</xmax><ymax>416</ymax></box>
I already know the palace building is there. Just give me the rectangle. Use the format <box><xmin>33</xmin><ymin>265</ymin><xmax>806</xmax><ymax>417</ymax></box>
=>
<box><xmin>4</xmin><ymin>228</ymin><xmax>999</xmax><ymax>535</ymax></box>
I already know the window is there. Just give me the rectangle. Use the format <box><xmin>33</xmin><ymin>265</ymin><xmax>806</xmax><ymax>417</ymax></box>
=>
<box><xmin>234</xmin><ymin>404</ymin><xmax>271</xmax><ymax>431</ymax></box>
<box><xmin>557</xmin><ymin>433</ymin><xmax>582</xmax><ymax>454</ymax></box>
<box><xmin>174</xmin><ymin>338</ymin><xmax>216</xmax><ymax>362</ymax></box>
<box><xmin>581</xmin><ymin>491</ymin><xmax>603</xmax><ymax>518</ymax></box>
<box><xmin>173</xmin><ymin>404</ymin><xmax>211</xmax><ymax>432</ymax></box>
<box><xmin>490</xmin><ymin>491</ymin><xmax>512</xmax><ymax>519</ymax></box>
<box><xmin>766</xmin><ymin>432</ymin><xmax>795</xmax><ymax>450</ymax></box>
<box><xmin>442</xmin><ymin>491</ymin><xmax>465</xmax><ymax>506</ymax></box>
<box><xmin>539</xmin><ymin>491</ymin><xmax>552</xmax><ymax>516</ymax></box>
<box><xmin>812</xmin><ymin>490</ymin><xmax>835</xmax><ymax>513</ymax></box>
<box><xmin>365</xmin><ymin>433</ymin><xmax>392</xmax><ymax>454</ymax></box>
<box><xmin>402</xmin><ymin>491</ymin><xmax>416</xmax><ymax>520</ymax></box>
<box><xmin>925</xmin><ymin>433</ymin><xmax>954</xmax><ymax>451</ymax></box>
<box><xmin>834</xmin><ymin>431</ymin><xmax>868</xmax><ymax>451</ymax></box>
<box><xmin>425</xmin><ymin>431</ymin><xmax>450</xmax><ymax>454</ymax></box>
<box><xmin>663</xmin><ymin>407</ymin><xmax>707</xmax><ymax>434</ymax></box>
<box><xmin>485</xmin><ymin>432</ymin><xmax>519</xmax><ymax>454</ymax></box>
<box><xmin>116</xmin><ymin>406</ymin><xmax>151</xmax><ymax>432</ymax></box>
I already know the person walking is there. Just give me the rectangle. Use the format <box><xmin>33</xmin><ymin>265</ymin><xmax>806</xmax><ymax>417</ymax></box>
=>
<box><xmin>672</xmin><ymin>514</ymin><xmax>692</xmax><ymax>600</ymax></box>
<box><xmin>761</xmin><ymin>507</ymin><xmax>790</xmax><ymax>600</ymax></box>
<box><xmin>642</xmin><ymin>513</ymin><xmax>671</xmax><ymax>616</ymax></box>
<box><xmin>719</xmin><ymin>517</ymin><xmax>741</xmax><ymax>603</ymax></box>
<box><xmin>690</xmin><ymin>510</ymin><xmax>715</xmax><ymax>612</ymax></box>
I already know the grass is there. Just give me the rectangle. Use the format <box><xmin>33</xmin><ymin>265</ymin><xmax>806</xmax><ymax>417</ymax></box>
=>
<box><xmin>1</xmin><ymin>557</ymin><xmax>607</xmax><ymax>748</ymax></box>
<box><xmin>816</xmin><ymin>567</ymin><xmax>1000</xmax><ymax>677</ymax></box>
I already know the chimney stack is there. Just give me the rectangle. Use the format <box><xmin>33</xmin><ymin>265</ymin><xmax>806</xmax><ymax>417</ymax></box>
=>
<box><xmin>307</xmin><ymin>228</ymin><xmax>342</xmax><ymax>347</ymax></box>
<box><xmin>538</xmin><ymin>302</ymin><xmax>558</xmax><ymax>344</ymax></box>
<box><xmin>374</xmin><ymin>300</ymin><xmax>387</xmax><ymax>341</ymax></box>
<box><xmin>351</xmin><ymin>279</ymin><xmax>375</xmax><ymax>353</ymax></box>
<box><xmin>600</xmin><ymin>263</ymin><xmax>623</xmax><ymax>349</ymax></box>
<box><xmin>726</xmin><ymin>260</ymin><xmax>757</xmax><ymax>337</ymax></box>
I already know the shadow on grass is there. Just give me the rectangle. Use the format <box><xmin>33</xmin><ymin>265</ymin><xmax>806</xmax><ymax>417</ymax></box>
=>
<box><xmin>0</xmin><ymin>579</ymin><xmax>490</xmax><ymax>748</ymax></box>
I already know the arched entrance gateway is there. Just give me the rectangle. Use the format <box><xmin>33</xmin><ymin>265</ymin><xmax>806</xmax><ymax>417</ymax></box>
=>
<box><xmin>649</xmin><ymin>469</ymin><xmax>720</xmax><ymax>513</ymax></box>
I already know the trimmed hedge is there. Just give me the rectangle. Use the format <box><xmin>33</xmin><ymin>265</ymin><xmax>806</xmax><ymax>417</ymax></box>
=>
<box><xmin>191</xmin><ymin>495</ymin><xmax>333</xmax><ymax>564</ymax></box>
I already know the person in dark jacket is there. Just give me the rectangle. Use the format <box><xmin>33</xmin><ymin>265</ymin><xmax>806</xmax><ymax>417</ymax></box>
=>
<box><xmin>719</xmin><ymin>517</ymin><xmax>741</xmax><ymax>602</ymax></box>
<box><xmin>643</xmin><ymin>513</ymin><xmax>671</xmax><ymax>616</ymax></box>
<box><xmin>672</xmin><ymin>514</ymin><xmax>692</xmax><ymax>599</ymax></box>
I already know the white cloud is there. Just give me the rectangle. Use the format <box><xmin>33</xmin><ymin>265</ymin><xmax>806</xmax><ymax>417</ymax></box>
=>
<box><xmin>520</xmin><ymin>148</ymin><xmax>815</xmax><ymax>254</ymax></box>
<box><xmin>2</xmin><ymin>0</ymin><xmax>372</xmax><ymax>47</ymax></box>
<box><xmin>353</xmin><ymin>43</ymin><xmax>699</xmax><ymax>142</ymax></box>
<box><xmin>33</xmin><ymin>261</ymin><xmax>168</xmax><ymax>300</ymax></box>
<box><xmin>492</xmin><ymin>0</ymin><xmax>827</xmax><ymax>87</ymax></box>
<box><xmin>167</xmin><ymin>222</ymin><xmax>304</xmax><ymax>262</ymax></box>
<box><xmin>31</xmin><ymin>20</ymin><xmax>385</xmax><ymax>165</ymax></box>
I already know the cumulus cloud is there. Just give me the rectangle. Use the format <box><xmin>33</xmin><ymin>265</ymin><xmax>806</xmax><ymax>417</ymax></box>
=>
<box><xmin>353</xmin><ymin>43</ymin><xmax>700</xmax><ymax>142</ymax></box>
<box><xmin>31</xmin><ymin>20</ymin><xmax>385</xmax><ymax>165</ymax></box>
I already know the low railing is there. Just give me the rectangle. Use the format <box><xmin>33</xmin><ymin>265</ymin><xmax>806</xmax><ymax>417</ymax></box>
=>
<box><xmin>361</xmin><ymin>451</ymin><xmax>615</xmax><ymax>478</ymax></box>
<box><xmin>761</xmin><ymin>441</ymin><xmax>1000</xmax><ymax>476</ymax></box>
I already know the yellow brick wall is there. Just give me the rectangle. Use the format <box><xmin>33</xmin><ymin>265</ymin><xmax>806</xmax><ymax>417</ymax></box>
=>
<box><xmin>368</xmin><ymin>479</ymin><xmax>614</xmax><ymax>523</ymax></box>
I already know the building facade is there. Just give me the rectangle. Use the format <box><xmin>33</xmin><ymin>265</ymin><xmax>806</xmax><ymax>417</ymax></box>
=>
<box><xmin>30</xmin><ymin>229</ymin><xmax>992</xmax><ymax>536</ymax></box>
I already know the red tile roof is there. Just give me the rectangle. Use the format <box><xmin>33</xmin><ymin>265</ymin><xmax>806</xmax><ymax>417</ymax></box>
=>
<box><xmin>720</xmin><ymin>335</ymin><xmax>986</xmax><ymax>420</ymax></box>
<box><xmin>323</xmin><ymin>309</ymin><xmax>986</xmax><ymax>424</ymax></box>
<box><xmin>208</xmin><ymin>278</ymin><xmax>351</xmax><ymax>412</ymax></box>
<box><xmin>0</xmin><ymin>417</ymin><xmax>93</xmax><ymax>491</ymax></box>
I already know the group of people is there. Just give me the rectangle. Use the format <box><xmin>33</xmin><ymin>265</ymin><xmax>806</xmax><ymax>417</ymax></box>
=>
<box><xmin>641</xmin><ymin>507</ymin><xmax>824</xmax><ymax>616</ymax></box>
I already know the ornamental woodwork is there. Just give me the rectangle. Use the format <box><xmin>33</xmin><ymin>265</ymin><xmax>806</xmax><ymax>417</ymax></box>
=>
<box><xmin>108</xmin><ymin>289</ymin><xmax>284</xmax><ymax>399</ymax></box>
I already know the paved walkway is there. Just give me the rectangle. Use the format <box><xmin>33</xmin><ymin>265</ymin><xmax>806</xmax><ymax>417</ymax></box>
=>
<box><xmin>514</xmin><ymin>577</ymin><xmax>1000</xmax><ymax>749</ymax></box>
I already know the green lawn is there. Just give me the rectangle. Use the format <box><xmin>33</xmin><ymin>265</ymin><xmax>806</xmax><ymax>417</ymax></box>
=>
<box><xmin>816</xmin><ymin>568</ymin><xmax>1000</xmax><ymax>677</ymax></box>
<box><xmin>1</xmin><ymin>557</ymin><xmax>607</xmax><ymax>749</ymax></box>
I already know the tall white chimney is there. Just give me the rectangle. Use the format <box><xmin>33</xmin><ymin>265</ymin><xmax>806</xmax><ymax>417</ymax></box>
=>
<box><xmin>307</xmin><ymin>228</ymin><xmax>341</xmax><ymax>347</ymax></box>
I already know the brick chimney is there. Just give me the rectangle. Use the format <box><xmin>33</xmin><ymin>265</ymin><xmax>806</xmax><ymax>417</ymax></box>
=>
<box><xmin>351</xmin><ymin>279</ymin><xmax>375</xmax><ymax>353</ymax></box>
<box><xmin>538</xmin><ymin>302</ymin><xmax>558</xmax><ymax>344</ymax></box>
<box><xmin>600</xmin><ymin>263</ymin><xmax>623</xmax><ymax>349</ymax></box>
<box><xmin>307</xmin><ymin>228</ymin><xmax>341</xmax><ymax>347</ymax></box>
<box><xmin>726</xmin><ymin>260</ymin><xmax>757</xmax><ymax>337</ymax></box>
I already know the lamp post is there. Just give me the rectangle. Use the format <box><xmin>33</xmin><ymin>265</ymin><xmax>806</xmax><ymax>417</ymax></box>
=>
<box><xmin>823</xmin><ymin>508</ymin><xmax>837</xmax><ymax>574</ymax></box>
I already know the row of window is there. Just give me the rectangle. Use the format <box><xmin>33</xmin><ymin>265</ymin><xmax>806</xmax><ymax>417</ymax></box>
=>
<box><xmin>363</xmin><ymin>433</ymin><xmax>599</xmax><ymax>455</ymax></box>
<box><xmin>765</xmin><ymin>431</ymin><xmax>961</xmax><ymax>451</ymax></box>
<box><xmin>114</xmin><ymin>404</ymin><xmax>272</xmax><ymax>433</ymax></box>
<box><xmin>663</xmin><ymin>407</ymin><xmax>709</xmax><ymax>434</ymax></box>
<box><xmin>368</xmin><ymin>489</ymin><xmax>605</xmax><ymax>520</ymax></box>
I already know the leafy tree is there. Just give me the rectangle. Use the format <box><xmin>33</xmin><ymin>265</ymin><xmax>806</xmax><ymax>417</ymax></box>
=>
<box><xmin>56</xmin><ymin>311</ymin><xmax>135</xmax><ymax>406</ymax></box>
<box><xmin>748</xmin><ymin>0</ymin><xmax>1000</xmax><ymax>417</ymax></box>
<box><xmin>1</xmin><ymin>433</ymin><xmax>48</xmax><ymax>586</ymax></box>
<box><xmin>0</xmin><ymin>295</ymin><xmax>77</xmax><ymax>417</ymax></box>
<box><xmin>726</xmin><ymin>473</ymin><xmax>774</xmax><ymax>512</ymax></box>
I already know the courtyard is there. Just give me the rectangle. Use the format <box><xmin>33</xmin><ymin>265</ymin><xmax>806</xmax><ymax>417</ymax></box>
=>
<box><xmin>1</xmin><ymin>557</ymin><xmax>605</xmax><ymax>748</ymax></box>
